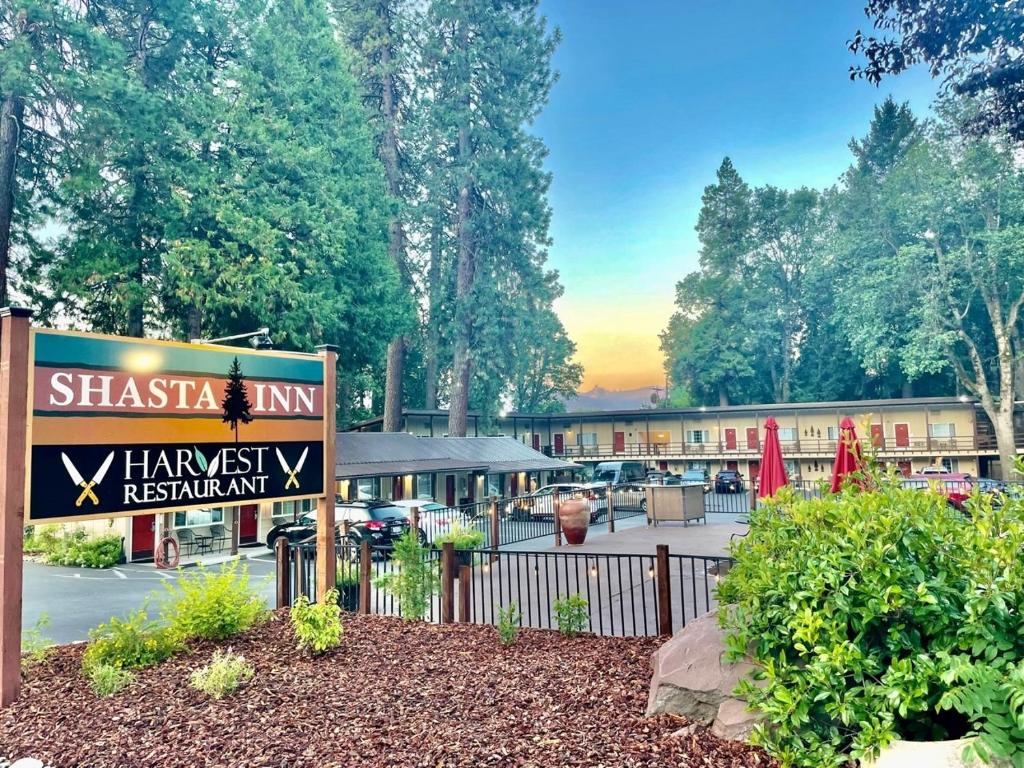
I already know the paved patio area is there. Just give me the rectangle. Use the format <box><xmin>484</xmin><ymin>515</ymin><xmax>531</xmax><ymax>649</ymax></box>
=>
<box><xmin>545</xmin><ymin>513</ymin><xmax>747</xmax><ymax>558</ymax></box>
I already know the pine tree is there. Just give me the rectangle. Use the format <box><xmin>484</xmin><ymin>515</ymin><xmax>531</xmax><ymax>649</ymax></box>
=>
<box><xmin>221</xmin><ymin>357</ymin><xmax>253</xmax><ymax>442</ymax></box>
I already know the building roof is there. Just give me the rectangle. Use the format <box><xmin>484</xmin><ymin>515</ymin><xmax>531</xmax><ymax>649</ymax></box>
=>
<box><xmin>335</xmin><ymin>432</ymin><xmax>486</xmax><ymax>479</ymax></box>
<box><xmin>433</xmin><ymin>437</ymin><xmax>582</xmax><ymax>473</ymax></box>
<box><xmin>334</xmin><ymin>433</ymin><xmax>578</xmax><ymax>479</ymax></box>
<box><xmin>345</xmin><ymin>396</ymin><xmax>977</xmax><ymax>431</ymax></box>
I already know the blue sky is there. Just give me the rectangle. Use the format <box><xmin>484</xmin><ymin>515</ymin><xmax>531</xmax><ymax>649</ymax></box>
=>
<box><xmin>534</xmin><ymin>0</ymin><xmax>938</xmax><ymax>390</ymax></box>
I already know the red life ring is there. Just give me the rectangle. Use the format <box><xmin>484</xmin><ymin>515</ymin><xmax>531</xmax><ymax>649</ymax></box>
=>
<box><xmin>155</xmin><ymin>536</ymin><xmax>180</xmax><ymax>569</ymax></box>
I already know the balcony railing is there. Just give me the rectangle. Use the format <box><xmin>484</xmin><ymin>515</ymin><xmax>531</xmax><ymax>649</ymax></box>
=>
<box><xmin>550</xmin><ymin>434</ymin><xmax>1000</xmax><ymax>460</ymax></box>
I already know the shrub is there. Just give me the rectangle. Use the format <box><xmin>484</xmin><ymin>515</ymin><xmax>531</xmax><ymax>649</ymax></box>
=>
<box><xmin>41</xmin><ymin>529</ymin><xmax>123</xmax><ymax>568</ymax></box>
<box><xmin>160</xmin><ymin>561</ymin><xmax>267</xmax><ymax>642</ymax></box>
<box><xmin>718</xmin><ymin>481</ymin><xmax>1024</xmax><ymax>767</ymax></box>
<box><xmin>87</xmin><ymin>663</ymin><xmax>135</xmax><ymax>697</ymax></box>
<box><xmin>373</xmin><ymin>530</ymin><xmax>438</xmax><ymax>619</ymax></box>
<box><xmin>82</xmin><ymin>608</ymin><xmax>181</xmax><ymax>672</ymax></box>
<box><xmin>189</xmin><ymin>650</ymin><xmax>254</xmax><ymax>699</ymax></box>
<box><xmin>21</xmin><ymin>614</ymin><xmax>53</xmax><ymax>671</ymax></box>
<box><xmin>336</xmin><ymin>557</ymin><xmax>360</xmax><ymax>588</ymax></box>
<box><xmin>497</xmin><ymin>602</ymin><xmax>520</xmax><ymax>647</ymax></box>
<box><xmin>434</xmin><ymin>522</ymin><xmax>485</xmax><ymax>551</ymax></box>
<box><xmin>290</xmin><ymin>589</ymin><xmax>342</xmax><ymax>655</ymax></box>
<box><xmin>553</xmin><ymin>594</ymin><xmax>588</xmax><ymax>637</ymax></box>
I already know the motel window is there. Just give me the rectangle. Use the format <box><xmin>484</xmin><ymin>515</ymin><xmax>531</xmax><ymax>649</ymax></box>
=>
<box><xmin>415</xmin><ymin>473</ymin><xmax>433</xmax><ymax>500</ymax></box>
<box><xmin>827</xmin><ymin>426</ymin><xmax>839</xmax><ymax>440</ymax></box>
<box><xmin>929</xmin><ymin>423</ymin><xmax>956</xmax><ymax>438</ymax></box>
<box><xmin>173</xmin><ymin>507</ymin><xmax>224</xmax><ymax>528</ymax></box>
<box><xmin>777</xmin><ymin>427</ymin><xmax>797</xmax><ymax>442</ymax></box>
<box><xmin>577</xmin><ymin>432</ymin><xmax>598</xmax><ymax>446</ymax></box>
<box><xmin>485</xmin><ymin>475</ymin><xmax>501</xmax><ymax>497</ymax></box>
<box><xmin>784</xmin><ymin>460</ymin><xmax>799</xmax><ymax>478</ymax></box>
<box><xmin>686</xmin><ymin>429</ymin><xmax>710</xmax><ymax>444</ymax></box>
<box><xmin>356</xmin><ymin>478</ymin><xmax>375</xmax><ymax>499</ymax></box>
<box><xmin>271</xmin><ymin>498</ymin><xmax>314</xmax><ymax>520</ymax></box>
<box><xmin>686</xmin><ymin>461</ymin><xmax>710</xmax><ymax>471</ymax></box>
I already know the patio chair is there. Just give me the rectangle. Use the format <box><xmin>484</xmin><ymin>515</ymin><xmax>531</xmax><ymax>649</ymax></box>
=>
<box><xmin>210</xmin><ymin>524</ymin><xmax>228</xmax><ymax>551</ymax></box>
<box><xmin>175</xmin><ymin>528</ymin><xmax>196</xmax><ymax>557</ymax></box>
<box><xmin>190</xmin><ymin>527</ymin><xmax>216</xmax><ymax>555</ymax></box>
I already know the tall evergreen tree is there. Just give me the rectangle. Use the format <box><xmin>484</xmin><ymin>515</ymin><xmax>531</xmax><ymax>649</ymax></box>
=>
<box><xmin>221</xmin><ymin>356</ymin><xmax>253</xmax><ymax>443</ymax></box>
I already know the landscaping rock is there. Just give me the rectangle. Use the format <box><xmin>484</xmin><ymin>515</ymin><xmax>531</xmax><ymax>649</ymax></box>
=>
<box><xmin>646</xmin><ymin>610</ymin><xmax>762</xmax><ymax>742</ymax></box>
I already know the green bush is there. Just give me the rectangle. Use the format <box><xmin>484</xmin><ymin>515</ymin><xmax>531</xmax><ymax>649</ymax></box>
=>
<box><xmin>335</xmin><ymin>557</ymin><xmax>360</xmax><ymax>588</ymax></box>
<box><xmin>497</xmin><ymin>602</ymin><xmax>520</xmax><ymax>647</ymax></box>
<box><xmin>160</xmin><ymin>561</ymin><xmax>267</xmax><ymax>642</ymax></box>
<box><xmin>434</xmin><ymin>522</ymin><xmax>485</xmax><ymax>550</ymax></box>
<box><xmin>290</xmin><ymin>589</ymin><xmax>342</xmax><ymax>655</ymax></box>
<box><xmin>87</xmin><ymin>663</ymin><xmax>135</xmax><ymax>697</ymax></box>
<box><xmin>39</xmin><ymin>529</ymin><xmax>123</xmax><ymax>568</ymax></box>
<box><xmin>373</xmin><ymin>530</ymin><xmax>438</xmax><ymax>619</ymax></box>
<box><xmin>82</xmin><ymin>608</ymin><xmax>181</xmax><ymax>672</ymax></box>
<box><xmin>552</xmin><ymin>594</ymin><xmax>588</xmax><ymax>637</ymax></box>
<box><xmin>718</xmin><ymin>481</ymin><xmax>1024</xmax><ymax>767</ymax></box>
<box><xmin>189</xmin><ymin>650</ymin><xmax>254</xmax><ymax>699</ymax></box>
<box><xmin>21</xmin><ymin>614</ymin><xmax>53</xmax><ymax>671</ymax></box>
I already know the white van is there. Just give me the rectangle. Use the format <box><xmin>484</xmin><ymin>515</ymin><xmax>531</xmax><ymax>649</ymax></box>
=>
<box><xmin>589</xmin><ymin>461</ymin><xmax>647</xmax><ymax>486</ymax></box>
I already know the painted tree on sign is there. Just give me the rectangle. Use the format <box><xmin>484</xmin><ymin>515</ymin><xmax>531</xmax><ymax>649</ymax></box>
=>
<box><xmin>222</xmin><ymin>357</ymin><xmax>253</xmax><ymax>443</ymax></box>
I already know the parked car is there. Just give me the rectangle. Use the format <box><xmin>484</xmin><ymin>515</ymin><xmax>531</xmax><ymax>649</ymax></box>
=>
<box><xmin>680</xmin><ymin>469</ymin><xmax>711</xmax><ymax>492</ymax></box>
<box><xmin>645</xmin><ymin>471</ymin><xmax>681</xmax><ymax>486</ymax></box>
<box><xmin>505</xmin><ymin>483</ymin><xmax>606</xmax><ymax>523</ymax></box>
<box><xmin>590</xmin><ymin>461</ymin><xmax>647</xmax><ymax>486</ymax></box>
<box><xmin>391</xmin><ymin>499</ymin><xmax>466</xmax><ymax>543</ymax></box>
<box><xmin>714</xmin><ymin>470</ymin><xmax>745</xmax><ymax>494</ymax></box>
<box><xmin>901</xmin><ymin>473</ymin><xmax>975</xmax><ymax>511</ymax></box>
<box><xmin>266</xmin><ymin>499</ymin><xmax>420</xmax><ymax>554</ymax></box>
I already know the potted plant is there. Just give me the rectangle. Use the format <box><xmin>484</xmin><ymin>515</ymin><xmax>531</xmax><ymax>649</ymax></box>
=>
<box><xmin>334</xmin><ymin>558</ymin><xmax>360</xmax><ymax>612</ymax></box>
<box><xmin>434</xmin><ymin>522</ymin><xmax>485</xmax><ymax>568</ymax></box>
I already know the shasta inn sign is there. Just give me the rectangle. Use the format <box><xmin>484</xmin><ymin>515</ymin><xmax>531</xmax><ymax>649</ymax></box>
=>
<box><xmin>27</xmin><ymin>330</ymin><xmax>328</xmax><ymax>523</ymax></box>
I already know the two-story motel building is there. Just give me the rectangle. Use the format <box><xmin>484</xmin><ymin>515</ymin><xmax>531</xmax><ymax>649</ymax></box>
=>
<box><xmin>348</xmin><ymin>396</ymin><xmax>1013</xmax><ymax>483</ymax></box>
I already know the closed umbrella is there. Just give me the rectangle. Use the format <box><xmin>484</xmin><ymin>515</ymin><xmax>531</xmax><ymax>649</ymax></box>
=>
<box><xmin>830</xmin><ymin>417</ymin><xmax>863</xmax><ymax>493</ymax></box>
<box><xmin>758</xmin><ymin>417</ymin><xmax>789</xmax><ymax>498</ymax></box>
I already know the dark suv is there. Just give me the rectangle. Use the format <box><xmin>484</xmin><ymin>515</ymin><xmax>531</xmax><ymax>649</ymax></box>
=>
<box><xmin>714</xmin><ymin>470</ymin><xmax>745</xmax><ymax>494</ymax></box>
<box><xmin>266</xmin><ymin>499</ymin><xmax>420</xmax><ymax>553</ymax></box>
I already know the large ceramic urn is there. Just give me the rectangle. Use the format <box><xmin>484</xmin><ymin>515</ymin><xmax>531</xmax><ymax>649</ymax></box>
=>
<box><xmin>558</xmin><ymin>498</ymin><xmax>590</xmax><ymax>545</ymax></box>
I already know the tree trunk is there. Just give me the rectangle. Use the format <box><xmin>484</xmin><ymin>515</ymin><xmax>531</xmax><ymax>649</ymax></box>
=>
<box><xmin>717</xmin><ymin>384</ymin><xmax>729</xmax><ymax>407</ymax></box>
<box><xmin>186</xmin><ymin>305</ymin><xmax>202</xmax><ymax>341</ymax></box>
<box><xmin>991</xmin><ymin>407</ymin><xmax>1018</xmax><ymax>481</ymax></box>
<box><xmin>447</xmin><ymin>23</ymin><xmax>473</xmax><ymax>438</ymax></box>
<box><xmin>901</xmin><ymin>379</ymin><xmax>914</xmax><ymax>398</ymax></box>
<box><xmin>379</xmin><ymin>18</ymin><xmax>406</xmax><ymax>433</ymax></box>
<box><xmin>383</xmin><ymin>338</ymin><xmax>404</xmax><ymax>431</ymax></box>
<box><xmin>423</xmin><ymin>220</ymin><xmax>441</xmax><ymax>409</ymax></box>
<box><xmin>0</xmin><ymin>94</ymin><xmax>22</xmax><ymax>307</ymax></box>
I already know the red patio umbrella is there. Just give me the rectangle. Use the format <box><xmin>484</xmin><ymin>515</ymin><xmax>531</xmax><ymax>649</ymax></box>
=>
<box><xmin>830</xmin><ymin>416</ymin><xmax>863</xmax><ymax>493</ymax></box>
<box><xmin>758</xmin><ymin>417</ymin><xmax>789</xmax><ymax>498</ymax></box>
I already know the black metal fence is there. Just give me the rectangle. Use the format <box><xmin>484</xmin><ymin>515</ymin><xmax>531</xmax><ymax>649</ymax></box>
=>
<box><xmin>278</xmin><ymin>539</ymin><xmax>728</xmax><ymax>638</ymax></box>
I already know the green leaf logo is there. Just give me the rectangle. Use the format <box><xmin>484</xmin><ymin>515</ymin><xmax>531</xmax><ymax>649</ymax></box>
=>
<box><xmin>193</xmin><ymin>447</ymin><xmax>208</xmax><ymax>472</ymax></box>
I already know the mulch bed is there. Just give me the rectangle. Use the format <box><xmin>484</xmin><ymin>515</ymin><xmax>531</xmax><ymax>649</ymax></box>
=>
<box><xmin>0</xmin><ymin>612</ymin><xmax>775</xmax><ymax>767</ymax></box>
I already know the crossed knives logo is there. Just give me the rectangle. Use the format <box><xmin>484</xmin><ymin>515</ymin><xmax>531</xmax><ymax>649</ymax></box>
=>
<box><xmin>61</xmin><ymin>451</ymin><xmax>115</xmax><ymax>507</ymax></box>
<box><xmin>276</xmin><ymin>447</ymin><xmax>309</xmax><ymax>490</ymax></box>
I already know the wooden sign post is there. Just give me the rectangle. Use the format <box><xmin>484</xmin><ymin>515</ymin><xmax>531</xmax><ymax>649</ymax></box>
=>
<box><xmin>315</xmin><ymin>344</ymin><xmax>337</xmax><ymax>604</ymax></box>
<box><xmin>0</xmin><ymin>308</ymin><xmax>30</xmax><ymax>706</ymax></box>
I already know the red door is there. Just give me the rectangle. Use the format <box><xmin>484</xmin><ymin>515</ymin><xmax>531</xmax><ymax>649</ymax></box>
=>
<box><xmin>510</xmin><ymin>473</ymin><xmax>519</xmax><ymax>497</ymax></box>
<box><xmin>445</xmin><ymin>475</ymin><xmax>456</xmax><ymax>507</ymax></box>
<box><xmin>726</xmin><ymin>460</ymin><xmax>738</xmax><ymax>471</ymax></box>
<box><xmin>131</xmin><ymin>514</ymin><xmax>155</xmax><ymax>560</ymax></box>
<box><xmin>746</xmin><ymin>427</ymin><xmax>759</xmax><ymax>450</ymax></box>
<box><xmin>747</xmin><ymin>460</ymin><xmax>760</xmax><ymax>484</ymax></box>
<box><xmin>894</xmin><ymin>423</ymin><xmax>910</xmax><ymax>448</ymax></box>
<box><xmin>392</xmin><ymin>476</ymin><xmax>403</xmax><ymax>500</ymax></box>
<box><xmin>613</xmin><ymin>431</ymin><xmax>625</xmax><ymax>453</ymax></box>
<box><xmin>553</xmin><ymin>433</ymin><xmax>564</xmax><ymax>455</ymax></box>
<box><xmin>870</xmin><ymin>424</ymin><xmax>884</xmax><ymax>448</ymax></box>
<box><xmin>659</xmin><ymin>460</ymin><xmax>668</xmax><ymax>471</ymax></box>
<box><xmin>724</xmin><ymin>428</ymin><xmax>737</xmax><ymax>451</ymax></box>
<box><xmin>239</xmin><ymin>504</ymin><xmax>258</xmax><ymax>544</ymax></box>
<box><xmin>532</xmin><ymin>434</ymin><xmax>540</xmax><ymax>451</ymax></box>
<box><xmin>897</xmin><ymin>460</ymin><xmax>912</xmax><ymax>476</ymax></box>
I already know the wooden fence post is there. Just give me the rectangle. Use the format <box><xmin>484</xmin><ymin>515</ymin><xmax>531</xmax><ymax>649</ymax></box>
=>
<box><xmin>358</xmin><ymin>540</ymin><xmax>371</xmax><ymax>614</ymax></box>
<box><xmin>458</xmin><ymin>564</ymin><xmax>471</xmax><ymax>622</ymax></box>
<box><xmin>554</xmin><ymin>499</ymin><xmax>562</xmax><ymax>547</ymax></box>
<box><xmin>294</xmin><ymin>544</ymin><xmax>306</xmax><ymax>600</ymax></box>
<box><xmin>314</xmin><ymin>344</ymin><xmax>337</xmax><ymax>605</ymax></box>
<box><xmin>0</xmin><ymin>308</ymin><xmax>30</xmax><ymax>707</ymax></box>
<box><xmin>441</xmin><ymin>542</ymin><xmax>455</xmax><ymax>623</ymax></box>
<box><xmin>489</xmin><ymin>496</ymin><xmax>499</xmax><ymax>561</ymax></box>
<box><xmin>410</xmin><ymin>505</ymin><xmax>419</xmax><ymax>535</ymax></box>
<box><xmin>656</xmin><ymin>544</ymin><xmax>672</xmax><ymax>637</ymax></box>
<box><xmin>606</xmin><ymin>481</ymin><xmax>615</xmax><ymax>533</ymax></box>
<box><xmin>275</xmin><ymin>536</ymin><xmax>290</xmax><ymax>609</ymax></box>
